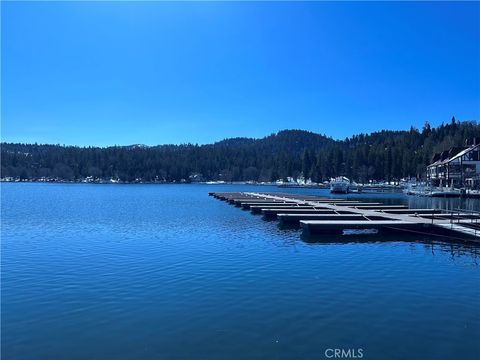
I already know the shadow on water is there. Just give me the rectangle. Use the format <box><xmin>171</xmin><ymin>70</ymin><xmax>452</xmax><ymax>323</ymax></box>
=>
<box><xmin>277</xmin><ymin>222</ymin><xmax>301</xmax><ymax>230</ymax></box>
<box><xmin>274</xmin><ymin>220</ymin><xmax>480</xmax><ymax>255</ymax></box>
<box><xmin>300</xmin><ymin>229</ymin><xmax>480</xmax><ymax>253</ymax></box>
<box><xmin>299</xmin><ymin>232</ymin><xmax>479</xmax><ymax>259</ymax></box>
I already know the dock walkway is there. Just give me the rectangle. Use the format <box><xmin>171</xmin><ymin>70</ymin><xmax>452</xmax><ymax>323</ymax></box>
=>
<box><xmin>210</xmin><ymin>192</ymin><xmax>480</xmax><ymax>242</ymax></box>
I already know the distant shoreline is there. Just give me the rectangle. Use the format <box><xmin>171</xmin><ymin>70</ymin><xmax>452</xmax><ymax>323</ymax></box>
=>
<box><xmin>3</xmin><ymin>122</ymin><xmax>479</xmax><ymax>187</ymax></box>
<box><xmin>0</xmin><ymin>179</ymin><xmax>276</xmax><ymax>186</ymax></box>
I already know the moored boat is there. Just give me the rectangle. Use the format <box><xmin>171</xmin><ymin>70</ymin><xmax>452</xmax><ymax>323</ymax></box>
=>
<box><xmin>330</xmin><ymin>176</ymin><xmax>350</xmax><ymax>193</ymax></box>
<box><xmin>428</xmin><ymin>187</ymin><xmax>461</xmax><ymax>197</ymax></box>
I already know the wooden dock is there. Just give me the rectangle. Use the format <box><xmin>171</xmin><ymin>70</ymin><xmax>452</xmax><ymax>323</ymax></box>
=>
<box><xmin>209</xmin><ymin>192</ymin><xmax>480</xmax><ymax>242</ymax></box>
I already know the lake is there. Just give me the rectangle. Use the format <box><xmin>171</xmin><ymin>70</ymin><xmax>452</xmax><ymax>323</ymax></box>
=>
<box><xmin>2</xmin><ymin>183</ymin><xmax>479</xmax><ymax>360</ymax></box>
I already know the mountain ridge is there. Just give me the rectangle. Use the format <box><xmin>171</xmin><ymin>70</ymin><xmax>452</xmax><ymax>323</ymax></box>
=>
<box><xmin>2</xmin><ymin>120</ymin><xmax>479</xmax><ymax>182</ymax></box>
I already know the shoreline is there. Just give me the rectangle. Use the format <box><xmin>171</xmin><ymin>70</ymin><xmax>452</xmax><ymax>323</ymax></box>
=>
<box><xmin>0</xmin><ymin>179</ymin><xmax>276</xmax><ymax>186</ymax></box>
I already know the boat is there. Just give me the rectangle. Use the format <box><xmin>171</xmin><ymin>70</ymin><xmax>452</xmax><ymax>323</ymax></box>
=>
<box><xmin>403</xmin><ymin>182</ymin><xmax>432</xmax><ymax>196</ymax></box>
<box><xmin>349</xmin><ymin>181</ymin><xmax>363</xmax><ymax>193</ymax></box>
<box><xmin>428</xmin><ymin>187</ymin><xmax>461</xmax><ymax>197</ymax></box>
<box><xmin>330</xmin><ymin>176</ymin><xmax>350</xmax><ymax>194</ymax></box>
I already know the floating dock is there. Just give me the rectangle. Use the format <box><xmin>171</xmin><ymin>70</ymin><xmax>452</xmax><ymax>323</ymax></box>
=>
<box><xmin>209</xmin><ymin>192</ymin><xmax>480</xmax><ymax>242</ymax></box>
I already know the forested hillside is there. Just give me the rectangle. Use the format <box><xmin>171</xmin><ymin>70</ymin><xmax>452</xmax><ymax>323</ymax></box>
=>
<box><xmin>2</xmin><ymin>118</ymin><xmax>479</xmax><ymax>183</ymax></box>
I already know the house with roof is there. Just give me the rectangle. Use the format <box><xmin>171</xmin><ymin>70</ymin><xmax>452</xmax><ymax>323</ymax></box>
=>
<box><xmin>427</xmin><ymin>139</ymin><xmax>480</xmax><ymax>189</ymax></box>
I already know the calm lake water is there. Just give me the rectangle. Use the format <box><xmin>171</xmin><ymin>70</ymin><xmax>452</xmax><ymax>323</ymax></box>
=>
<box><xmin>2</xmin><ymin>183</ymin><xmax>479</xmax><ymax>360</ymax></box>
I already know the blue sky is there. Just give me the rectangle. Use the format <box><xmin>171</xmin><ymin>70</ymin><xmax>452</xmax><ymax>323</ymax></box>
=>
<box><xmin>2</xmin><ymin>1</ymin><xmax>479</xmax><ymax>146</ymax></box>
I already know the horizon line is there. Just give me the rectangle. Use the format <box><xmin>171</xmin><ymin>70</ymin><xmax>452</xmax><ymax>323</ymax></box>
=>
<box><xmin>2</xmin><ymin>119</ymin><xmax>477</xmax><ymax>149</ymax></box>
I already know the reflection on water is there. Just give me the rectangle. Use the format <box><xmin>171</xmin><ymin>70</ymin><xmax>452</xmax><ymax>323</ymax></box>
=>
<box><xmin>301</xmin><ymin>233</ymin><xmax>480</xmax><ymax>264</ymax></box>
<box><xmin>406</xmin><ymin>195</ymin><xmax>480</xmax><ymax>212</ymax></box>
<box><xmin>2</xmin><ymin>183</ymin><xmax>479</xmax><ymax>360</ymax></box>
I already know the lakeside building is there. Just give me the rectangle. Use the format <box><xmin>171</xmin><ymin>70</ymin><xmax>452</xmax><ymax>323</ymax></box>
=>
<box><xmin>427</xmin><ymin>138</ymin><xmax>480</xmax><ymax>189</ymax></box>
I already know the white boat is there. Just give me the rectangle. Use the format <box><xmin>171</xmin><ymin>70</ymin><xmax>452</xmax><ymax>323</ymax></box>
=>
<box><xmin>403</xmin><ymin>182</ymin><xmax>432</xmax><ymax>196</ymax></box>
<box><xmin>330</xmin><ymin>176</ymin><xmax>350</xmax><ymax>194</ymax></box>
<box><xmin>428</xmin><ymin>187</ymin><xmax>461</xmax><ymax>197</ymax></box>
<box><xmin>349</xmin><ymin>181</ymin><xmax>363</xmax><ymax>193</ymax></box>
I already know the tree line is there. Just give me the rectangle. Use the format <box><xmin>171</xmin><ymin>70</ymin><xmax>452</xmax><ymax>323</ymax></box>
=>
<box><xmin>2</xmin><ymin>118</ymin><xmax>479</xmax><ymax>183</ymax></box>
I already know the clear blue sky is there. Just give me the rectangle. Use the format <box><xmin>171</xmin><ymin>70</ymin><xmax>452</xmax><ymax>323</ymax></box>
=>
<box><xmin>2</xmin><ymin>1</ymin><xmax>479</xmax><ymax>146</ymax></box>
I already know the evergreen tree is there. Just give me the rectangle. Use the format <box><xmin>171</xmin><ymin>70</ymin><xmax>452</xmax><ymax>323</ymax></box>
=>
<box><xmin>2</xmin><ymin>120</ymin><xmax>479</xmax><ymax>183</ymax></box>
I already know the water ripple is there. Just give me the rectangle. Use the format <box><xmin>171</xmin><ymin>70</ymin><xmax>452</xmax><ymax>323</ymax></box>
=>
<box><xmin>1</xmin><ymin>183</ymin><xmax>479</xmax><ymax>360</ymax></box>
